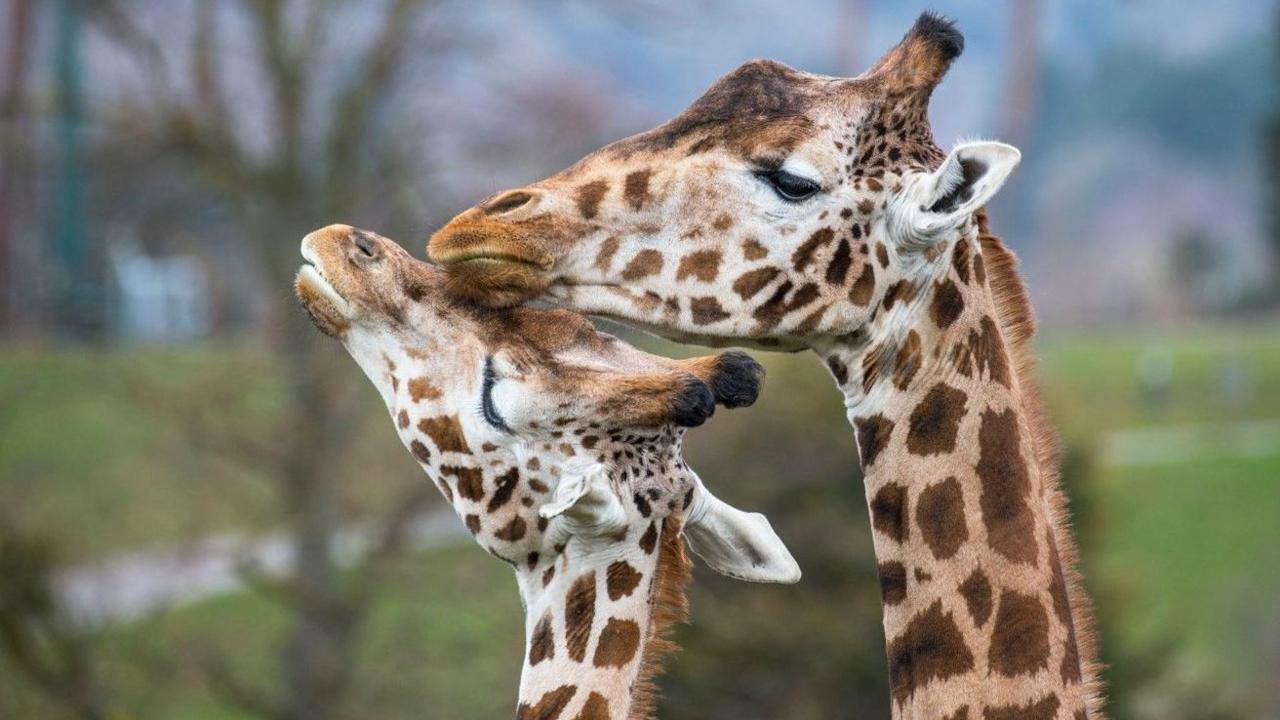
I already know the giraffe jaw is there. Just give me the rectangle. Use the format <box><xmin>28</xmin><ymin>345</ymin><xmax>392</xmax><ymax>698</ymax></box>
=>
<box><xmin>294</xmin><ymin>244</ymin><xmax>354</xmax><ymax>338</ymax></box>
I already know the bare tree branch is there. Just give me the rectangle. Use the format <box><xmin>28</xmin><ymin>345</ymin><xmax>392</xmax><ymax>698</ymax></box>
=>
<box><xmin>324</xmin><ymin>0</ymin><xmax>428</xmax><ymax>215</ymax></box>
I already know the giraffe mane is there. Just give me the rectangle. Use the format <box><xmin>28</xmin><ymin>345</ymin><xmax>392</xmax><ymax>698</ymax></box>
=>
<box><xmin>976</xmin><ymin>209</ymin><xmax>1107</xmax><ymax>719</ymax></box>
<box><xmin>627</xmin><ymin>516</ymin><xmax>693</xmax><ymax>720</ymax></box>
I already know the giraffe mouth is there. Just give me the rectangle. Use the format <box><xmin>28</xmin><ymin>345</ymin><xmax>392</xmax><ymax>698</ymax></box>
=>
<box><xmin>431</xmin><ymin>249</ymin><xmax>556</xmax><ymax>308</ymax></box>
<box><xmin>295</xmin><ymin>245</ymin><xmax>353</xmax><ymax>338</ymax></box>
<box><xmin>438</xmin><ymin>252</ymin><xmax>549</xmax><ymax>270</ymax></box>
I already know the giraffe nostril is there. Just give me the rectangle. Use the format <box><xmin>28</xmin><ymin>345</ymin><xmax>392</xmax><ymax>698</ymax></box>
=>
<box><xmin>483</xmin><ymin>190</ymin><xmax>535</xmax><ymax>216</ymax></box>
<box><xmin>352</xmin><ymin>230</ymin><xmax>378</xmax><ymax>258</ymax></box>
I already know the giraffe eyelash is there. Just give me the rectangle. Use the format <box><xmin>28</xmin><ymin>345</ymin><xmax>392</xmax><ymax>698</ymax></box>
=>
<box><xmin>480</xmin><ymin>355</ymin><xmax>513</xmax><ymax>433</ymax></box>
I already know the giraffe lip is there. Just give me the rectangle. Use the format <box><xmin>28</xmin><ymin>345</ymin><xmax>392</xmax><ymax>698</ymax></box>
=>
<box><xmin>435</xmin><ymin>250</ymin><xmax>551</xmax><ymax>272</ymax></box>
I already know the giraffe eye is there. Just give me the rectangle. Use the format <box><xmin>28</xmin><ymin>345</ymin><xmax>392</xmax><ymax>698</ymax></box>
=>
<box><xmin>756</xmin><ymin>169</ymin><xmax>821</xmax><ymax>202</ymax></box>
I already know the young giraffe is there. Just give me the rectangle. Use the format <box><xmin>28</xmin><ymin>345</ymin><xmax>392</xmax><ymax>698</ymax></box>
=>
<box><xmin>294</xmin><ymin>224</ymin><xmax>800</xmax><ymax>720</ymax></box>
<box><xmin>428</xmin><ymin>13</ymin><xmax>1102</xmax><ymax>720</ymax></box>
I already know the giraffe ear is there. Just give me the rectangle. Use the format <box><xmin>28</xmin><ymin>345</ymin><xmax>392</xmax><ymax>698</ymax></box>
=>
<box><xmin>684</xmin><ymin>487</ymin><xmax>801</xmax><ymax>584</ymax></box>
<box><xmin>540</xmin><ymin>462</ymin><xmax>627</xmax><ymax>536</ymax></box>
<box><xmin>905</xmin><ymin>141</ymin><xmax>1020</xmax><ymax>236</ymax></box>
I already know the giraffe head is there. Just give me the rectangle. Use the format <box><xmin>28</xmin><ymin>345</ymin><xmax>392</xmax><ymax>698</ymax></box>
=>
<box><xmin>296</xmin><ymin>224</ymin><xmax>799</xmax><ymax>718</ymax></box>
<box><xmin>429</xmin><ymin>13</ymin><xmax>1019</xmax><ymax>350</ymax></box>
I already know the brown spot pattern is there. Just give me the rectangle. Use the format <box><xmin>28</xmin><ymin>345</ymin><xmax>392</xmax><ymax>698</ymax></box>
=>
<box><xmin>528</xmin><ymin>612</ymin><xmax>555</xmax><ymax>666</ymax></box>
<box><xmin>905</xmin><ymin>383</ymin><xmax>968</xmax><ymax>456</ymax></box>
<box><xmin>443</xmin><ymin>465</ymin><xmax>484</xmax><ymax>501</ymax></box>
<box><xmin>622</xmin><ymin>168</ymin><xmax>652</xmax><ymax>210</ymax></box>
<box><xmin>676</xmin><ymin>250</ymin><xmax>721</xmax><ymax>282</ymax></box>
<box><xmin>565</xmin><ymin>571</ymin><xmax>596</xmax><ymax>662</ymax></box>
<box><xmin>878</xmin><ymin>561</ymin><xmax>907</xmax><ymax>606</ymax></box>
<box><xmin>886</xmin><ymin>600</ymin><xmax>975</xmax><ymax>706</ymax></box>
<box><xmin>988</xmin><ymin>590</ymin><xmax>1051</xmax><ymax>677</ymax></box>
<box><xmin>958</xmin><ymin>568</ymin><xmax>993</xmax><ymax>628</ymax></box>
<box><xmin>418</xmin><ymin>415</ymin><xmax>471</xmax><ymax>454</ymax></box>
<box><xmin>965</xmin><ymin>316</ymin><xmax>1011</xmax><ymax>386</ymax></box>
<box><xmin>397</xmin><ymin>409</ymin><xmax>410</xmax><ymax>429</ymax></box>
<box><xmin>848</xmin><ymin>263</ymin><xmax>875</xmax><ymax>305</ymax></box>
<box><xmin>982</xmin><ymin>694</ymin><xmax>1060</xmax><ymax>720</ymax></box>
<box><xmin>916</xmin><ymin>476</ymin><xmax>968</xmax><ymax>560</ymax></box>
<box><xmin>732</xmin><ymin>267</ymin><xmax>780</xmax><ymax>299</ymax></box>
<box><xmin>691</xmin><ymin>296</ymin><xmax>731</xmax><ymax>325</ymax></box>
<box><xmin>517</xmin><ymin>685</ymin><xmax>577</xmax><ymax>720</ymax></box>
<box><xmin>792</xmin><ymin>227</ymin><xmax>833</xmax><ymax>271</ymax></box>
<box><xmin>494</xmin><ymin>515</ymin><xmax>527</xmax><ymax>542</ymax></box>
<box><xmin>606</xmin><ymin>561</ymin><xmax>642</xmax><ymax>600</ymax></box>
<box><xmin>882</xmin><ymin>279</ymin><xmax>916</xmax><ymax>311</ymax></box>
<box><xmin>576</xmin><ymin>180</ymin><xmax>608</xmax><ymax>219</ymax></box>
<box><xmin>408</xmin><ymin>377</ymin><xmax>441</xmax><ymax>402</ymax></box>
<box><xmin>595</xmin><ymin>236</ymin><xmax>620</xmax><ymax>271</ymax></box>
<box><xmin>892</xmin><ymin>330</ymin><xmax>922</xmax><ymax>390</ymax></box>
<box><xmin>855</xmin><ymin>414</ymin><xmax>894</xmax><ymax>467</ymax></box>
<box><xmin>870</xmin><ymin>482</ymin><xmax>909</xmax><ymax>543</ymax></box>
<box><xmin>592</xmin><ymin>618</ymin><xmax>641</xmax><ymax>668</ymax></box>
<box><xmin>573</xmin><ymin>692</ymin><xmax>611</xmax><ymax>720</ymax></box>
<box><xmin>743</xmin><ymin>238</ymin><xmax>768</xmax><ymax>260</ymax></box>
<box><xmin>486</xmin><ymin>467</ymin><xmax>520</xmax><ymax>512</ymax></box>
<box><xmin>929</xmin><ymin>279</ymin><xmax>964</xmax><ymax>330</ymax></box>
<box><xmin>409</xmin><ymin>440</ymin><xmax>431</xmax><ymax>464</ymax></box>
<box><xmin>621</xmin><ymin>250</ymin><xmax>663</xmax><ymax>280</ymax></box>
<box><xmin>826</xmin><ymin>239</ymin><xmax>853</xmax><ymax>284</ymax></box>
<box><xmin>827</xmin><ymin>356</ymin><xmax>850</xmax><ymax>386</ymax></box>
<box><xmin>976</xmin><ymin>409</ymin><xmax>1038</xmax><ymax>564</ymax></box>
<box><xmin>638</xmin><ymin>522</ymin><xmax>658</xmax><ymax>553</ymax></box>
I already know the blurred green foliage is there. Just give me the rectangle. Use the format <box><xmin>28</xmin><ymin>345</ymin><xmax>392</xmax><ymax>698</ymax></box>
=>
<box><xmin>2</xmin><ymin>324</ymin><xmax>1278</xmax><ymax>719</ymax></box>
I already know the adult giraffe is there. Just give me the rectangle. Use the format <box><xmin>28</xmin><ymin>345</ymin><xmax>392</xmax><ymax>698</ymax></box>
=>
<box><xmin>429</xmin><ymin>12</ymin><xmax>1103</xmax><ymax>720</ymax></box>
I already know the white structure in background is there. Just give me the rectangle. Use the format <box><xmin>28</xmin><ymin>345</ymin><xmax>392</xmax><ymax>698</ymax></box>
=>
<box><xmin>108</xmin><ymin>240</ymin><xmax>210</xmax><ymax>341</ymax></box>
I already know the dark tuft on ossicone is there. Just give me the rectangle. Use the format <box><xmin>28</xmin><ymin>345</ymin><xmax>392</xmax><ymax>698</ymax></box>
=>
<box><xmin>912</xmin><ymin>11</ymin><xmax>964</xmax><ymax>62</ymax></box>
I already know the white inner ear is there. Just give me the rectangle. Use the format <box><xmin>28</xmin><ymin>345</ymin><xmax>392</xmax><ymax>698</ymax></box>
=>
<box><xmin>905</xmin><ymin>141</ymin><xmax>1021</xmax><ymax>238</ymax></box>
<box><xmin>684</xmin><ymin>485</ymin><xmax>801</xmax><ymax>584</ymax></box>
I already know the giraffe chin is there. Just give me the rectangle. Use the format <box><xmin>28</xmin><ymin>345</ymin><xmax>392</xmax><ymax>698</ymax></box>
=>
<box><xmin>294</xmin><ymin>265</ymin><xmax>351</xmax><ymax>339</ymax></box>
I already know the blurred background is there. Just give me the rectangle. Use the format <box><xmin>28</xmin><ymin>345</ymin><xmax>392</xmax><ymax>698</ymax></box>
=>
<box><xmin>1</xmin><ymin>1</ymin><xmax>1277</xmax><ymax>718</ymax></box>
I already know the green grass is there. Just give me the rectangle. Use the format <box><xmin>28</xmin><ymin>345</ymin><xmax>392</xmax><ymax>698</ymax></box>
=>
<box><xmin>1038</xmin><ymin>322</ymin><xmax>1280</xmax><ymax>434</ymax></box>
<box><xmin>0</xmin><ymin>545</ymin><xmax>523</xmax><ymax>720</ymax></box>
<box><xmin>0</xmin><ymin>345</ymin><xmax>426</xmax><ymax>562</ymax></box>
<box><xmin>1094</xmin><ymin>455</ymin><xmax>1280</xmax><ymax>687</ymax></box>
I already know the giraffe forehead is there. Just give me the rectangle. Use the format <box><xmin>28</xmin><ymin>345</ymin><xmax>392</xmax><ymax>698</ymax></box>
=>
<box><xmin>599</xmin><ymin>61</ymin><xmax>866</xmax><ymax>162</ymax></box>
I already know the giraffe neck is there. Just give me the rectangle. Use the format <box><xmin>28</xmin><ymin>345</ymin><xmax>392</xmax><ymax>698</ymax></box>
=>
<box><xmin>516</xmin><ymin>517</ymin><xmax>690</xmax><ymax>720</ymax></box>
<box><xmin>818</xmin><ymin>232</ymin><xmax>1101</xmax><ymax>720</ymax></box>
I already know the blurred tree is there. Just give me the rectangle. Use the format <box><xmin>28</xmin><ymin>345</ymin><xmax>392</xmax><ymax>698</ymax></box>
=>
<box><xmin>831</xmin><ymin>0</ymin><xmax>870</xmax><ymax>75</ymax></box>
<box><xmin>0</xmin><ymin>516</ymin><xmax>108</xmax><ymax>720</ymax></box>
<box><xmin>990</xmin><ymin>0</ymin><xmax>1042</xmax><ymax>239</ymax></box>
<box><xmin>0</xmin><ymin>0</ymin><xmax>36</xmax><ymax>336</ymax></box>
<box><xmin>89</xmin><ymin>2</ymin><xmax>442</xmax><ymax>718</ymax></box>
<box><xmin>1266</xmin><ymin>6</ymin><xmax>1280</xmax><ymax>304</ymax></box>
<box><xmin>1168</xmin><ymin>227</ymin><xmax>1223</xmax><ymax>314</ymax></box>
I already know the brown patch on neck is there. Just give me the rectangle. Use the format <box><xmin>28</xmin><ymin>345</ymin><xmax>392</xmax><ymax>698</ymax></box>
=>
<box><xmin>975</xmin><ymin>210</ymin><xmax>1105</xmax><ymax>718</ymax></box>
<box><xmin>626</xmin><ymin>516</ymin><xmax>692</xmax><ymax>720</ymax></box>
